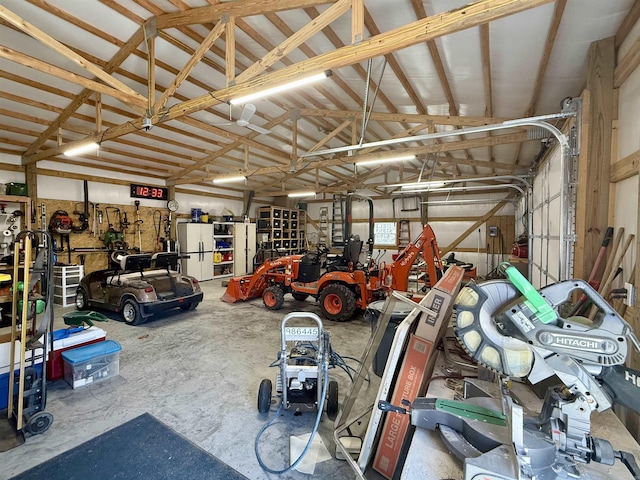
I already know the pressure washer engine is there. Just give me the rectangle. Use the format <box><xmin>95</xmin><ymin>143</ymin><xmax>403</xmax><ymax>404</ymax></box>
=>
<box><xmin>258</xmin><ymin>312</ymin><xmax>339</xmax><ymax>419</ymax></box>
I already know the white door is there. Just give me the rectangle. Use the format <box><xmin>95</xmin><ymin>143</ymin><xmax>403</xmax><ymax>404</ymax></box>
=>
<box><xmin>234</xmin><ymin>224</ymin><xmax>256</xmax><ymax>275</ymax></box>
<box><xmin>200</xmin><ymin>251</ymin><xmax>214</xmax><ymax>281</ymax></box>
<box><xmin>199</xmin><ymin>224</ymin><xmax>214</xmax><ymax>252</ymax></box>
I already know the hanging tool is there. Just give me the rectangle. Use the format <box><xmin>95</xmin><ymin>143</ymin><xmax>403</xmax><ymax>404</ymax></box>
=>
<box><xmin>134</xmin><ymin>201</ymin><xmax>143</xmax><ymax>252</ymax></box>
<box><xmin>72</xmin><ymin>180</ymin><xmax>90</xmax><ymax>232</ymax></box>
<box><xmin>153</xmin><ymin>210</ymin><xmax>163</xmax><ymax>251</ymax></box>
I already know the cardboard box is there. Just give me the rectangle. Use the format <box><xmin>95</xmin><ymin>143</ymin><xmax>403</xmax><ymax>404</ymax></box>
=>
<box><xmin>373</xmin><ymin>266</ymin><xmax>464</xmax><ymax>479</ymax></box>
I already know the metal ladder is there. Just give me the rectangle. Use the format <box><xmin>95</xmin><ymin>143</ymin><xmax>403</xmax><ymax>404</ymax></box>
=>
<box><xmin>331</xmin><ymin>194</ymin><xmax>345</xmax><ymax>247</ymax></box>
<box><xmin>397</xmin><ymin>220</ymin><xmax>411</xmax><ymax>250</ymax></box>
<box><xmin>319</xmin><ymin>207</ymin><xmax>329</xmax><ymax>246</ymax></box>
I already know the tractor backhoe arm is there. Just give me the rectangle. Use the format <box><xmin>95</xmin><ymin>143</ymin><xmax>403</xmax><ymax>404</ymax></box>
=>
<box><xmin>388</xmin><ymin>224</ymin><xmax>443</xmax><ymax>292</ymax></box>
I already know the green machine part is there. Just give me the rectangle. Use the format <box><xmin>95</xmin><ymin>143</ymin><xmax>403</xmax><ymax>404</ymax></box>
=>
<box><xmin>499</xmin><ymin>262</ymin><xmax>556</xmax><ymax>324</ymax></box>
<box><xmin>435</xmin><ymin>399</ymin><xmax>506</xmax><ymax>426</ymax></box>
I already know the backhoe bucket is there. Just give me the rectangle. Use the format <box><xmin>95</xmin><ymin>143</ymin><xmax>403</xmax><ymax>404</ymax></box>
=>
<box><xmin>221</xmin><ymin>275</ymin><xmax>265</xmax><ymax>303</ymax></box>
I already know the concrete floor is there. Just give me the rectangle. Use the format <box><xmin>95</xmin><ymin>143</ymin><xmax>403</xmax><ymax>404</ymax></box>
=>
<box><xmin>1</xmin><ymin>279</ymin><xmax>378</xmax><ymax>479</ymax></box>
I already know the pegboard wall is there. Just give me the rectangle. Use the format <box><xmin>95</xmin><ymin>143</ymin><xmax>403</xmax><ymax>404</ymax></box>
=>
<box><xmin>39</xmin><ymin>199</ymin><xmax>177</xmax><ymax>275</ymax></box>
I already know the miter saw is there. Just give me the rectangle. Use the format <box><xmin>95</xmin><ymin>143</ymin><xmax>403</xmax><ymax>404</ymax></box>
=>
<box><xmin>380</xmin><ymin>262</ymin><xmax>640</xmax><ymax>479</ymax></box>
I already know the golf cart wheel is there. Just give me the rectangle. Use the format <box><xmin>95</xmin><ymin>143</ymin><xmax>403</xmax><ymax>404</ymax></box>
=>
<box><xmin>180</xmin><ymin>302</ymin><xmax>198</xmax><ymax>311</ymax></box>
<box><xmin>25</xmin><ymin>411</ymin><xmax>53</xmax><ymax>435</ymax></box>
<box><xmin>326</xmin><ymin>380</ymin><xmax>339</xmax><ymax>420</ymax></box>
<box><xmin>121</xmin><ymin>298</ymin><xmax>145</xmax><ymax>326</ymax></box>
<box><xmin>319</xmin><ymin>284</ymin><xmax>356</xmax><ymax>322</ymax></box>
<box><xmin>75</xmin><ymin>287</ymin><xmax>89</xmax><ymax>310</ymax></box>
<box><xmin>292</xmin><ymin>293</ymin><xmax>309</xmax><ymax>301</ymax></box>
<box><xmin>263</xmin><ymin>285</ymin><xmax>285</xmax><ymax>310</ymax></box>
<box><xmin>258</xmin><ymin>379</ymin><xmax>273</xmax><ymax>413</ymax></box>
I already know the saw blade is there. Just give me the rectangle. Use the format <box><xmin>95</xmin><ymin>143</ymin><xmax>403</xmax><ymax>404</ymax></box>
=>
<box><xmin>454</xmin><ymin>281</ymin><xmax>534</xmax><ymax>377</ymax></box>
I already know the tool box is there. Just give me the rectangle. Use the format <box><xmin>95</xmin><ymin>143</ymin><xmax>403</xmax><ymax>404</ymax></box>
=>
<box><xmin>62</xmin><ymin>340</ymin><xmax>121</xmax><ymax>388</ymax></box>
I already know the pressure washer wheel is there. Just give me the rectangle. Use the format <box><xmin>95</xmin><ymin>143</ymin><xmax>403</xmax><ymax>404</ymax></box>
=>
<box><xmin>326</xmin><ymin>380</ymin><xmax>339</xmax><ymax>420</ymax></box>
<box><xmin>258</xmin><ymin>379</ymin><xmax>272</xmax><ymax>413</ymax></box>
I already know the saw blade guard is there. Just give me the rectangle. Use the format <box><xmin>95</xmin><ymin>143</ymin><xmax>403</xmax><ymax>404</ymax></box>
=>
<box><xmin>454</xmin><ymin>280</ymin><xmax>534</xmax><ymax>377</ymax></box>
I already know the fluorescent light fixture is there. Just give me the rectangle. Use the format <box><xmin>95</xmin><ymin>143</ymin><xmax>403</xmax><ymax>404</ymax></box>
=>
<box><xmin>63</xmin><ymin>141</ymin><xmax>99</xmax><ymax>156</ymax></box>
<box><xmin>212</xmin><ymin>175</ymin><xmax>246</xmax><ymax>184</ymax></box>
<box><xmin>401</xmin><ymin>181</ymin><xmax>445</xmax><ymax>190</ymax></box>
<box><xmin>355</xmin><ymin>154</ymin><xmax>415</xmax><ymax>166</ymax></box>
<box><xmin>230</xmin><ymin>71</ymin><xmax>332</xmax><ymax>105</ymax></box>
<box><xmin>288</xmin><ymin>191</ymin><xmax>316</xmax><ymax>198</ymax></box>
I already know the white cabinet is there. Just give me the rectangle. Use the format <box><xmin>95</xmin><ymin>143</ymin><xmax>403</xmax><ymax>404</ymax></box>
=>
<box><xmin>213</xmin><ymin>222</ymin><xmax>235</xmax><ymax>278</ymax></box>
<box><xmin>177</xmin><ymin>223</ymin><xmax>214</xmax><ymax>281</ymax></box>
<box><xmin>54</xmin><ymin>265</ymin><xmax>84</xmax><ymax>306</ymax></box>
<box><xmin>233</xmin><ymin>223</ymin><xmax>257</xmax><ymax>276</ymax></box>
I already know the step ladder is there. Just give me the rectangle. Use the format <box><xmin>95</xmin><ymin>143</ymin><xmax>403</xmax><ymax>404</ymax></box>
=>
<box><xmin>397</xmin><ymin>220</ymin><xmax>411</xmax><ymax>250</ymax></box>
<box><xmin>318</xmin><ymin>207</ymin><xmax>329</xmax><ymax>246</ymax></box>
<box><xmin>331</xmin><ymin>194</ymin><xmax>346</xmax><ymax>247</ymax></box>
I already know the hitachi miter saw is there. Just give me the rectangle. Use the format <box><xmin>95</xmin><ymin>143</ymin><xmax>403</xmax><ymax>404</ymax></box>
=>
<box><xmin>383</xmin><ymin>262</ymin><xmax>640</xmax><ymax>479</ymax></box>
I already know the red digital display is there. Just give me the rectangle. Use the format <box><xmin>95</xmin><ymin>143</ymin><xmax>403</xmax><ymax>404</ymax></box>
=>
<box><xmin>130</xmin><ymin>183</ymin><xmax>168</xmax><ymax>200</ymax></box>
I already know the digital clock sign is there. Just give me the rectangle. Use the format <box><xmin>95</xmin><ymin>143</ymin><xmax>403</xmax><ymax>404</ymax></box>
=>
<box><xmin>130</xmin><ymin>183</ymin><xmax>168</xmax><ymax>200</ymax></box>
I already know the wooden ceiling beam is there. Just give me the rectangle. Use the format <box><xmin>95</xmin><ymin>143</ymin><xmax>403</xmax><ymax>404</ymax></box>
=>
<box><xmin>480</xmin><ymin>23</ymin><xmax>494</xmax><ymax>162</ymax></box>
<box><xmin>155</xmin><ymin>0</ymin><xmax>336</xmax><ymax>29</ymax></box>
<box><xmin>155</xmin><ymin>19</ymin><xmax>226</xmax><ymax>112</ymax></box>
<box><xmin>236</xmin><ymin>0</ymin><xmax>350</xmax><ymax>84</ymax></box>
<box><xmin>0</xmin><ymin>46</ymin><xmax>146</xmax><ymax>112</ymax></box>
<box><xmin>186</xmin><ymin>131</ymin><xmax>525</xmax><ymax>184</ymax></box>
<box><xmin>26</xmin><ymin>0</ymin><xmax>553</xmax><ymax>165</ymax></box>
<box><xmin>299</xmin><ymin>108</ymin><xmax>504</xmax><ymax>126</ymax></box>
<box><xmin>0</xmin><ymin>4</ymin><xmax>145</xmax><ymax>102</ymax></box>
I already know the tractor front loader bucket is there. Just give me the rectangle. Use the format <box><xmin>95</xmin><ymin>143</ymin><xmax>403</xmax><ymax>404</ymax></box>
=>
<box><xmin>221</xmin><ymin>275</ymin><xmax>266</xmax><ymax>303</ymax></box>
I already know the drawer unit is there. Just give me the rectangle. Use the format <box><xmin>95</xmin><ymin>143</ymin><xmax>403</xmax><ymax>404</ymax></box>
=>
<box><xmin>53</xmin><ymin>265</ymin><xmax>84</xmax><ymax>307</ymax></box>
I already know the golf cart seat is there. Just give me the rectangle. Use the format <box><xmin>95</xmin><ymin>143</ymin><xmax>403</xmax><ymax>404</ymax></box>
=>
<box><xmin>152</xmin><ymin>252</ymin><xmax>179</xmax><ymax>271</ymax></box>
<box><xmin>120</xmin><ymin>253</ymin><xmax>152</xmax><ymax>272</ymax></box>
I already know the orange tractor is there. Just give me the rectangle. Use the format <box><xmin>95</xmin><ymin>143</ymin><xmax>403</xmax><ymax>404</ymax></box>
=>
<box><xmin>222</xmin><ymin>195</ymin><xmax>447</xmax><ymax>321</ymax></box>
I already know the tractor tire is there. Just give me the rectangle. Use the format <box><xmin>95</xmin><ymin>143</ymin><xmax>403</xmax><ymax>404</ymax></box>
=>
<box><xmin>263</xmin><ymin>285</ymin><xmax>285</xmax><ymax>310</ymax></box>
<box><xmin>319</xmin><ymin>284</ymin><xmax>356</xmax><ymax>322</ymax></box>
<box><xmin>258</xmin><ymin>379</ymin><xmax>272</xmax><ymax>413</ymax></box>
<box><xmin>292</xmin><ymin>292</ymin><xmax>309</xmax><ymax>302</ymax></box>
<box><xmin>326</xmin><ymin>380</ymin><xmax>339</xmax><ymax>420</ymax></box>
<box><xmin>121</xmin><ymin>298</ymin><xmax>146</xmax><ymax>326</ymax></box>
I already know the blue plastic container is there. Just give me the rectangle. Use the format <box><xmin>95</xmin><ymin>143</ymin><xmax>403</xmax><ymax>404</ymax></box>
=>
<box><xmin>191</xmin><ymin>208</ymin><xmax>202</xmax><ymax>223</ymax></box>
<box><xmin>62</xmin><ymin>340</ymin><xmax>121</xmax><ymax>388</ymax></box>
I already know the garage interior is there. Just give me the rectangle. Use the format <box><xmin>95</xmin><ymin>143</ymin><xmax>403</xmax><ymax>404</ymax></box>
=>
<box><xmin>1</xmin><ymin>0</ymin><xmax>640</xmax><ymax>479</ymax></box>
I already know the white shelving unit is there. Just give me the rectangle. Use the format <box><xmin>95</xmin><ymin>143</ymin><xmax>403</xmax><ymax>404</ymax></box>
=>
<box><xmin>53</xmin><ymin>265</ymin><xmax>84</xmax><ymax>307</ymax></box>
<box><xmin>213</xmin><ymin>222</ymin><xmax>235</xmax><ymax>278</ymax></box>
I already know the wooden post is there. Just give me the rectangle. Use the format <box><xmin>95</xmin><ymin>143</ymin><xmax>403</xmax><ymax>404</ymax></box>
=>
<box><xmin>574</xmin><ymin>37</ymin><xmax>614</xmax><ymax>280</ymax></box>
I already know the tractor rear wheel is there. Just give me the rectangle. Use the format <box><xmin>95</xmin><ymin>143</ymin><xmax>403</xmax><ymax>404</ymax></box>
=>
<box><xmin>319</xmin><ymin>284</ymin><xmax>356</xmax><ymax>322</ymax></box>
<box><xmin>263</xmin><ymin>285</ymin><xmax>285</xmax><ymax>310</ymax></box>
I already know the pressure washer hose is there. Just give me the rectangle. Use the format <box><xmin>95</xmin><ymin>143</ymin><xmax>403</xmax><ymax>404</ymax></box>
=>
<box><xmin>254</xmin><ymin>363</ymin><xmax>329</xmax><ymax>474</ymax></box>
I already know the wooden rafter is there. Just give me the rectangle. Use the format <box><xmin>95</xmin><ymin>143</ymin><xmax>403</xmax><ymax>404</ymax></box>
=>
<box><xmin>0</xmin><ymin>5</ymin><xmax>144</xmax><ymax>101</ymax></box>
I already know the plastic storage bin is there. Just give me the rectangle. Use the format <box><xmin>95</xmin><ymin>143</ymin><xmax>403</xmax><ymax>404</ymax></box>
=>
<box><xmin>47</xmin><ymin>326</ymin><xmax>106</xmax><ymax>380</ymax></box>
<box><xmin>62</xmin><ymin>340</ymin><xmax>121</xmax><ymax>388</ymax></box>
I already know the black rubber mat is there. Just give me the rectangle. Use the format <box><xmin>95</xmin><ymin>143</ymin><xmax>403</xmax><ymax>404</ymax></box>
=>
<box><xmin>11</xmin><ymin>412</ymin><xmax>249</xmax><ymax>480</ymax></box>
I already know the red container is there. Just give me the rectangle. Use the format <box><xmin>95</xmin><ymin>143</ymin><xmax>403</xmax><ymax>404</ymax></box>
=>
<box><xmin>47</xmin><ymin>327</ymin><xmax>106</xmax><ymax>381</ymax></box>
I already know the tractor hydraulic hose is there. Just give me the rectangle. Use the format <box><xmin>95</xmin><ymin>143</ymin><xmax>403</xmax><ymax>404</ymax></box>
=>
<box><xmin>255</xmin><ymin>360</ymin><xmax>329</xmax><ymax>474</ymax></box>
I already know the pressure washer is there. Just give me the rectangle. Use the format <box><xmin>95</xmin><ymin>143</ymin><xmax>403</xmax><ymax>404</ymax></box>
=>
<box><xmin>255</xmin><ymin>312</ymin><xmax>339</xmax><ymax>474</ymax></box>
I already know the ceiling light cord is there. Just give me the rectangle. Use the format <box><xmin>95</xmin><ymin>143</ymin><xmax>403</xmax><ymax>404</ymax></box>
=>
<box><xmin>359</xmin><ymin>58</ymin><xmax>387</xmax><ymax>147</ymax></box>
